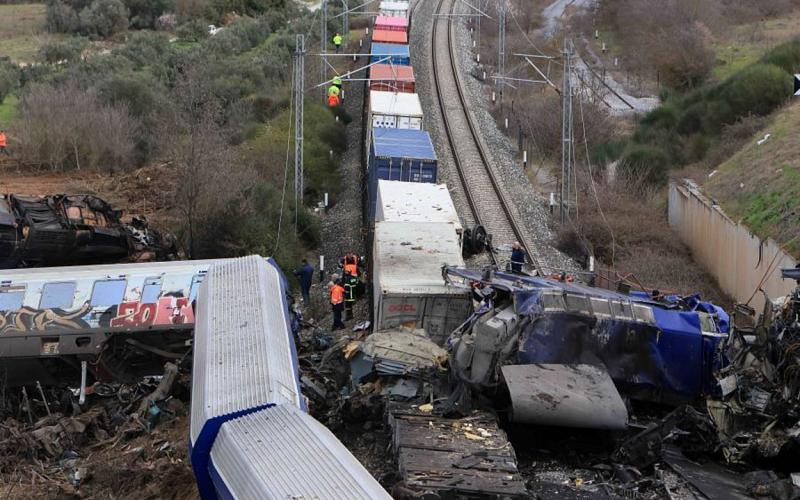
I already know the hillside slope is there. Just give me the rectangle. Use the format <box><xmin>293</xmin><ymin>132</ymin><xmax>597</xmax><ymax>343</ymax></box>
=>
<box><xmin>704</xmin><ymin>100</ymin><xmax>800</xmax><ymax>257</ymax></box>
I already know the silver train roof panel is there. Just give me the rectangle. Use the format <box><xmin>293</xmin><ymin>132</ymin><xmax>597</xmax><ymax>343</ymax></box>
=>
<box><xmin>209</xmin><ymin>404</ymin><xmax>390</xmax><ymax>500</ymax></box>
<box><xmin>189</xmin><ymin>255</ymin><xmax>302</xmax><ymax>498</ymax></box>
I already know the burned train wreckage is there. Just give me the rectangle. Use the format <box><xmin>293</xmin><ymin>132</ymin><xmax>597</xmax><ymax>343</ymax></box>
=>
<box><xmin>0</xmin><ymin>193</ymin><xmax>175</xmax><ymax>268</ymax></box>
<box><xmin>444</xmin><ymin>266</ymin><xmax>730</xmax><ymax>429</ymax></box>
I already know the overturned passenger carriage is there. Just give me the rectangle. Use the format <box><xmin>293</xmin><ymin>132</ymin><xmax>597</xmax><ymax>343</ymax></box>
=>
<box><xmin>0</xmin><ymin>193</ymin><xmax>175</xmax><ymax>268</ymax></box>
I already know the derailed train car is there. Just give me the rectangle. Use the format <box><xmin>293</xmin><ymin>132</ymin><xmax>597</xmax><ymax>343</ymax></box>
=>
<box><xmin>0</xmin><ymin>193</ymin><xmax>175</xmax><ymax>268</ymax></box>
<box><xmin>444</xmin><ymin>267</ymin><xmax>730</xmax><ymax>429</ymax></box>
<box><xmin>0</xmin><ymin>260</ymin><xmax>213</xmax><ymax>385</ymax></box>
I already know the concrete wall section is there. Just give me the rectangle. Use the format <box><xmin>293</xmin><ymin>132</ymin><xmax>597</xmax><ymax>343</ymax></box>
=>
<box><xmin>668</xmin><ymin>180</ymin><xmax>796</xmax><ymax>304</ymax></box>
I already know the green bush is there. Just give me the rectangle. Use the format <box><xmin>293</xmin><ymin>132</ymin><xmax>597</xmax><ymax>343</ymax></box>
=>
<box><xmin>115</xmin><ymin>31</ymin><xmax>172</xmax><ymax>68</ymax></box>
<box><xmin>38</xmin><ymin>37</ymin><xmax>88</xmax><ymax>64</ymax></box>
<box><xmin>717</xmin><ymin>63</ymin><xmax>792</xmax><ymax>119</ymax></box>
<box><xmin>125</xmin><ymin>0</ymin><xmax>173</xmax><ymax>29</ymax></box>
<box><xmin>0</xmin><ymin>62</ymin><xmax>20</xmax><ymax>103</ymax></box>
<box><xmin>175</xmin><ymin>18</ymin><xmax>209</xmax><ymax>41</ymax></box>
<box><xmin>79</xmin><ymin>0</ymin><xmax>129</xmax><ymax>37</ymax></box>
<box><xmin>619</xmin><ymin>145</ymin><xmax>670</xmax><ymax>185</ymax></box>
<box><xmin>759</xmin><ymin>39</ymin><xmax>800</xmax><ymax>74</ymax></box>
<box><xmin>46</xmin><ymin>1</ymin><xmax>81</xmax><ymax>33</ymax></box>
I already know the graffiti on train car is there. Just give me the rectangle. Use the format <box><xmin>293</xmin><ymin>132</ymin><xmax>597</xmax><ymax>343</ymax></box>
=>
<box><xmin>0</xmin><ymin>293</ymin><xmax>194</xmax><ymax>334</ymax></box>
<box><xmin>110</xmin><ymin>296</ymin><xmax>194</xmax><ymax>328</ymax></box>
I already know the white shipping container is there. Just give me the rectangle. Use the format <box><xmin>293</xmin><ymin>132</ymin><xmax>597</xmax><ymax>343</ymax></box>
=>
<box><xmin>372</xmin><ymin>221</ymin><xmax>470</xmax><ymax>344</ymax></box>
<box><xmin>375</xmin><ymin>180</ymin><xmax>463</xmax><ymax>241</ymax></box>
<box><xmin>379</xmin><ymin>1</ymin><xmax>409</xmax><ymax>18</ymax></box>
<box><xmin>369</xmin><ymin>91</ymin><xmax>423</xmax><ymax>131</ymax></box>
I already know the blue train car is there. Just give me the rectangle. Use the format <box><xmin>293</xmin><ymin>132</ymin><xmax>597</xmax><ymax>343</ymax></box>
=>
<box><xmin>368</xmin><ymin>128</ymin><xmax>438</xmax><ymax>220</ymax></box>
<box><xmin>371</xmin><ymin>42</ymin><xmax>411</xmax><ymax>65</ymax></box>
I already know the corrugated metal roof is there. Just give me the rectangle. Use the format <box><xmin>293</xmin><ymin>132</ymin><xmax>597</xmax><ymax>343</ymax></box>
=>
<box><xmin>372</xmin><ymin>29</ymin><xmax>408</xmax><ymax>44</ymax></box>
<box><xmin>375</xmin><ymin>15</ymin><xmax>408</xmax><ymax>28</ymax></box>
<box><xmin>370</xmin><ymin>63</ymin><xmax>414</xmax><ymax>81</ymax></box>
<box><xmin>376</xmin><ymin>180</ymin><xmax>462</xmax><ymax>231</ymax></box>
<box><xmin>370</xmin><ymin>90</ymin><xmax>422</xmax><ymax>116</ymax></box>
<box><xmin>190</xmin><ymin>255</ymin><xmax>301</xmax><ymax>446</ymax></box>
<box><xmin>371</xmin><ymin>42</ymin><xmax>409</xmax><ymax>56</ymax></box>
<box><xmin>209</xmin><ymin>404</ymin><xmax>391</xmax><ymax>500</ymax></box>
<box><xmin>372</xmin><ymin>128</ymin><xmax>436</xmax><ymax>160</ymax></box>
<box><xmin>374</xmin><ymin>221</ymin><xmax>465</xmax><ymax>295</ymax></box>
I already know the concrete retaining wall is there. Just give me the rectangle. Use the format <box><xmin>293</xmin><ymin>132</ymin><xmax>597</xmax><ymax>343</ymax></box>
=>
<box><xmin>668</xmin><ymin>180</ymin><xmax>797</xmax><ymax>304</ymax></box>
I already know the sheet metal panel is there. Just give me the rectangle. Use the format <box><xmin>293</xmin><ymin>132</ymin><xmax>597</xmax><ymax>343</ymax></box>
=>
<box><xmin>372</xmin><ymin>29</ymin><xmax>408</xmax><ymax>44</ymax></box>
<box><xmin>375</xmin><ymin>180</ymin><xmax>462</xmax><ymax>232</ymax></box>
<box><xmin>189</xmin><ymin>255</ymin><xmax>302</xmax><ymax>499</ymax></box>
<box><xmin>375</xmin><ymin>15</ymin><xmax>408</xmax><ymax>31</ymax></box>
<box><xmin>369</xmin><ymin>64</ymin><xmax>415</xmax><ymax>93</ymax></box>
<box><xmin>370</xmin><ymin>42</ymin><xmax>410</xmax><ymax>65</ymax></box>
<box><xmin>372</xmin><ymin>127</ymin><xmax>435</xmax><ymax>159</ymax></box>
<box><xmin>208</xmin><ymin>404</ymin><xmax>390</xmax><ymax>500</ymax></box>
<box><xmin>668</xmin><ymin>180</ymin><xmax>796</xmax><ymax>304</ymax></box>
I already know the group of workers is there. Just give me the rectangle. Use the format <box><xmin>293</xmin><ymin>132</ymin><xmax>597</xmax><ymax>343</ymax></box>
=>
<box><xmin>327</xmin><ymin>33</ymin><xmax>344</xmax><ymax>107</ymax></box>
<box><xmin>294</xmin><ymin>252</ymin><xmax>362</xmax><ymax>331</ymax></box>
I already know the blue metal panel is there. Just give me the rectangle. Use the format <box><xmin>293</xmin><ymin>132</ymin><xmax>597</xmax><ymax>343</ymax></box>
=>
<box><xmin>371</xmin><ymin>42</ymin><xmax>410</xmax><ymax>65</ymax></box>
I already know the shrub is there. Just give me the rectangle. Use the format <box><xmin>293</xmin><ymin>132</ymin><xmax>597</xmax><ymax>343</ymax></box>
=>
<box><xmin>759</xmin><ymin>39</ymin><xmax>800</xmax><ymax>74</ymax></box>
<box><xmin>619</xmin><ymin>144</ymin><xmax>669</xmax><ymax>185</ymax></box>
<box><xmin>38</xmin><ymin>37</ymin><xmax>88</xmax><ymax>64</ymax></box>
<box><xmin>0</xmin><ymin>61</ymin><xmax>20</xmax><ymax>103</ymax></box>
<box><xmin>175</xmin><ymin>18</ymin><xmax>209</xmax><ymax>41</ymax></box>
<box><xmin>79</xmin><ymin>0</ymin><xmax>129</xmax><ymax>37</ymax></box>
<box><xmin>155</xmin><ymin>12</ymin><xmax>176</xmax><ymax>30</ymax></box>
<box><xmin>717</xmin><ymin>63</ymin><xmax>792</xmax><ymax>119</ymax></box>
<box><xmin>46</xmin><ymin>1</ymin><xmax>81</xmax><ymax>33</ymax></box>
<box><xmin>115</xmin><ymin>31</ymin><xmax>172</xmax><ymax>67</ymax></box>
<box><xmin>125</xmin><ymin>0</ymin><xmax>174</xmax><ymax>29</ymax></box>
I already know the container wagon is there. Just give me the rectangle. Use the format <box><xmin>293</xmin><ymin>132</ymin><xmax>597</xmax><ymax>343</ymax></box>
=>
<box><xmin>371</xmin><ymin>42</ymin><xmax>410</xmax><ymax>66</ymax></box>
<box><xmin>368</xmin><ymin>128</ymin><xmax>437</xmax><ymax>220</ymax></box>
<box><xmin>369</xmin><ymin>64</ymin><xmax>415</xmax><ymax>93</ymax></box>
<box><xmin>372</xmin><ymin>221</ymin><xmax>470</xmax><ymax>344</ymax></box>
<box><xmin>367</xmin><ymin>90</ymin><xmax>423</xmax><ymax>150</ymax></box>
<box><xmin>375</xmin><ymin>15</ymin><xmax>408</xmax><ymax>32</ymax></box>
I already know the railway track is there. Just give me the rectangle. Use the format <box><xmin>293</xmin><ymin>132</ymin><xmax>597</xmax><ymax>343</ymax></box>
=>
<box><xmin>428</xmin><ymin>0</ymin><xmax>543</xmax><ymax>274</ymax></box>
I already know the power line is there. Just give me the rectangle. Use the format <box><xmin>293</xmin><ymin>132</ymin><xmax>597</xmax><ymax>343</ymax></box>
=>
<box><xmin>273</xmin><ymin>64</ymin><xmax>296</xmax><ymax>256</ymax></box>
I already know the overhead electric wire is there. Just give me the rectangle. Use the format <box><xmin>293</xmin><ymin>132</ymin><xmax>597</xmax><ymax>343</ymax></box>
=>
<box><xmin>273</xmin><ymin>65</ymin><xmax>296</xmax><ymax>255</ymax></box>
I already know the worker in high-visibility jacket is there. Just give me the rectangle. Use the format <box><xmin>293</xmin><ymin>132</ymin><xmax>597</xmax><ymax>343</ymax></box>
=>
<box><xmin>342</xmin><ymin>252</ymin><xmax>358</xmax><ymax>276</ymax></box>
<box><xmin>0</xmin><ymin>130</ymin><xmax>8</xmax><ymax>156</ymax></box>
<box><xmin>332</xmin><ymin>76</ymin><xmax>343</xmax><ymax>89</ymax></box>
<box><xmin>327</xmin><ymin>93</ymin><xmax>341</xmax><ymax>107</ymax></box>
<box><xmin>330</xmin><ymin>275</ymin><xmax>345</xmax><ymax>330</ymax></box>
<box><xmin>333</xmin><ymin>33</ymin><xmax>343</xmax><ymax>53</ymax></box>
<box><xmin>327</xmin><ymin>84</ymin><xmax>341</xmax><ymax>98</ymax></box>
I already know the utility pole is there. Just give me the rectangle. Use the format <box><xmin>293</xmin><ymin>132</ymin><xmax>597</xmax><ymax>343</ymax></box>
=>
<box><xmin>320</xmin><ymin>0</ymin><xmax>327</xmax><ymax>99</ymax></box>
<box><xmin>342</xmin><ymin>0</ymin><xmax>349</xmax><ymax>48</ymax></box>
<box><xmin>294</xmin><ymin>34</ymin><xmax>305</xmax><ymax>222</ymax></box>
<box><xmin>497</xmin><ymin>0</ymin><xmax>506</xmax><ymax>100</ymax></box>
<box><xmin>560</xmin><ymin>39</ymin><xmax>575</xmax><ymax>225</ymax></box>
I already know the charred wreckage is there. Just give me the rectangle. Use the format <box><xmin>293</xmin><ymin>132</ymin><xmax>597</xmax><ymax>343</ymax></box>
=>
<box><xmin>0</xmin><ymin>193</ymin><xmax>175</xmax><ymax>268</ymax></box>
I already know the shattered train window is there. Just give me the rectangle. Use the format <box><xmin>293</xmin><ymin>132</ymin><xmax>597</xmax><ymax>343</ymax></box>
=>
<box><xmin>632</xmin><ymin>303</ymin><xmax>655</xmax><ymax>324</ymax></box>
<box><xmin>90</xmin><ymin>279</ymin><xmax>126</xmax><ymax>307</ymax></box>
<box><xmin>590</xmin><ymin>298</ymin><xmax>612</xmax><ymax>317</ymax></box>
<box><xmin>565</xmin><ymin>294</ymin><xmax>591</xmax><ymax>315</ymax></box>
<box><xmin>0</xmin><ymin>287</ymin><xmax>25</xmax><ymax>312</ymax></box>
<box><xmin>40</xmin><ymin>282</ymin><xmax>76</xmax><ymax>310</ymax></box>
<box><xmin>540</xmin><ymin>292</ymin><xmax>565</xmax><ymax>311</ymax></box>
<box><xmin>697</xmin><ymin>312</ymin><xmax>718</xmax><ymax>333</ymax></box>
<box><xmin>610</xmin><ymin>300</ymin><xmax>633</xmax><ymax>320</ymax></box>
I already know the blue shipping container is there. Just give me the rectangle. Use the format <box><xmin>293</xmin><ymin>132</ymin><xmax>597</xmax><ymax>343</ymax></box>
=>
<box><xmin>368</xmin><ymin>128</ymin><xmax>438</xmax><ymax>220</ymax></box>
<box><xmin>371</xmin><ymin>43</ymin><xmax>411</xmax><ymax>66</ymax></box>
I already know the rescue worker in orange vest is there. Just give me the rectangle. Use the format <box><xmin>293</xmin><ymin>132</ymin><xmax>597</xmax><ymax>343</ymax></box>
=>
<box><xmin>327</xmin><ymin>93</ymin><xmax>341</xmax><ymax>107</ymax></box>
<box><xmin>330</xmin><ymin>274</ymin><xmax>345</xmax><ymax>330</ymax></box>
<box><xmin>0</xmin><ymin>130</ymin><xmax>9</xmax><ymax>156</ymax></box>
<box><xmin>342</xmin><ymin>252</ymin><xmax>358</xmax><ymax>276</ymax></box>
<box><xmin>341</xmin><ymin>252</ymin><xmax>359</xmax><ymax>320</ymax></box>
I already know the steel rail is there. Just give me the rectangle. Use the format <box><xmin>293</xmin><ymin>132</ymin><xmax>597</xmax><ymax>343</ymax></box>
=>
<box><xmin>430</xmin><ymin>0</ymin><xmax>542</xmax><ymax>274</ymax></box>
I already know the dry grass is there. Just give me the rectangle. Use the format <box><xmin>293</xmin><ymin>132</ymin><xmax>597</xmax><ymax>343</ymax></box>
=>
<box><xmin>704</xmin><ymin>100</ymin><xmax>800</xmax><ymax>258</ymax></box>
<box><xmin>559</xmin><ymin>176</ymin><xmax>731</xmax><ymax>306</ymax></box>
<box><xmin>0</xmin><ymin>4</ymin><xmax>63</xmax><ymax>63</ymax></box>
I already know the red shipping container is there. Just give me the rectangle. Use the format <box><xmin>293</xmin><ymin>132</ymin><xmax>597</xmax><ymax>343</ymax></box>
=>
<box><xmin>372</xmin><ymin>29</ymin><xmax>408</xmax><ymax>45</ymax></box>
<box><xmin>369</xmin><ymin>64</ymin><xmax>416</xmax><ymax>93</ymax></box>
<box><xmin>375</xmin><ymin>15</ymin><xmax>408</xmax><ymax>32</ymax></box>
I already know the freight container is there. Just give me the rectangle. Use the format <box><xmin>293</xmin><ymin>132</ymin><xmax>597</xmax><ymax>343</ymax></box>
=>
<box><xmin>372</xmin><ymin>221</ymin><xmax>470</xmax><ymax>343</ymax></box>
<box><xmin>368</xmin><ymin>128</ymin><xmax>437</xmax><ymax>219</ymax></box>
<box><xmin>375</xmin><ymin>15</ymin><xmax>408</xmax><ymax>32</ymax></box>
<box><xmin>372</xmin><ymin>29</ymin><xmax>408</xmax><ymax>45</ymax></box>
<box><xmin>369</xmin><ymin>90</ymin><xmax>422</xmax><ymax>129</ymax></box>
<box><xmin>370</xmin><ymin>42</ymin><xmax>410</xmax><ymax>66</ymax></box>
<box><xmin>369</xmin><ymin>64</ymin><xmax>415</xmax><ymax>93</ymax></box>
<box><xmin>375</xmin><ymin>180</ymin><xmax>462</xmax><ymax>236</ymax></box>
<box><xmin>379</xmin><ymin>1</ymin><xmax>409</xmax><ymax>18</ymax></box>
